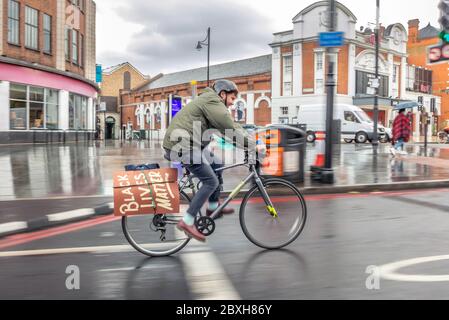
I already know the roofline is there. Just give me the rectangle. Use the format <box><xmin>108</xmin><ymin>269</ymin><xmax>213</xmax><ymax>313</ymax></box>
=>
<box><xmin>131</xmin><ymin>73</ymin><xmax>164</xmax><ymax>91</ymax></box>
<box><xmin>130</xmin><ymin>54</ymin><xmax>272</xmax><ymax>93</ymax></box>
<box><xmin>273</xmin><ymin>30</ymin><xmax>294</xmax><ymax>36</ymax></box>
<box><xmin>292</xmin><ymin>1</ymin><xmax>357</xmax><ymax>23</ymax></box>
<box><xmin>102</xmin><ymin>62</ymin><xmax>148</xmax><ymax>79</ymax></box>
<box><xmin>161</xmin><ymin>54</ymin><xmax>272</xmax><ymax>78</ymax></box>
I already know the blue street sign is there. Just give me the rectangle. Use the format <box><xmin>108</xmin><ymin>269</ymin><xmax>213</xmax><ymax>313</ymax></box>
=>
<box><xmin>171</xmin><ymin>96</ymin><xmax>182</xmax><ymax>119</ymax></box>
<box><xmin>96</xmin><ymin>64</ymin><xmax>103</xmax><ymax>83</ymax></box>
<box><xmin>319</xmin><ymin>32</ymin><xmax>344</xmax><ymax>47</ymax></box>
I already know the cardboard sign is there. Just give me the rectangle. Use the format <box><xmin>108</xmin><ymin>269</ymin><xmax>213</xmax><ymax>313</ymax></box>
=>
<box><xmin>113</xmin><ymin>168</ymin><xmax>180</xmax><ymax>216</ymax></box>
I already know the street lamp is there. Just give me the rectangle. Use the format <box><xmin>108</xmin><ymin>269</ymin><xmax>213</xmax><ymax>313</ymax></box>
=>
<box><xmin>196</xmin><ymin>27</ymin><xmax>211</xmax><ymax>87</ymax></box>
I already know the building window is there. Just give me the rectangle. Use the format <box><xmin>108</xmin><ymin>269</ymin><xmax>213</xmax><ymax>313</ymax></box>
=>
<box><xmin>406</xmin><ymin>66</ymin><xmax>415</xmax><ymax>91</ymax></box>
<box><xmin>283</xmin><ymin>55</ymin><xmax>293</xmax><ymax>96</ymax></box>
<box><xmin>69</xmin><ymin>93</ymin><xmax>88</xmax><ymax>130</ymax></box>
<box><xmin>72</xmin><ymin>29</ymin><xmax>78</xmax><ymax>64</ymax></box>
<box><xmin>10</xmin><ymin>84</ymin><xmax>27</xmax><ymax>130</ymax></box>
<box><xmin>124</xmin><ymin>71</ymin><xmax>131</xmax><ymax>90</ymax></box>
<box><xmin>80</xmin><ymin>34</ymin><xmax>84</xmax><ymax>67</ymax></box>
<box><xmin>25</xmin><ymin>6</ymin><xmax>39</xmax><ymax>50</ymax></box>
<box><xmin>406</xmin><ymin>66</ymin><xmax>432</xmax><ymax>94</ymax></box>
<box><xmin>281</xmin><ymin>106</ymin><xmax>289</xmax><ymax>115</ymax></box>
<box><xmin>315</xmin><ymin>52</ymin><xmax>325</xmax><ymax>94</ymax></box>
<box><xmin>356</xmin><ymin>71</ymin><xmax>389</xmax><ymax>97</ymax></box>
<box><xmin>29</xmin><ymin>86</ymin><xmax>45</xmax><ymax>129</ymax></box>
<box><xmin>393</xmin><ymin>65</ymin><xmax>398</xmax><ymax>84</ymax></box>
<box><xmin>43</xmin><ymin>14</ymin><xmax>52</xmax><ymax>54</ymax></box>
<box><xmin>46</xmin><ymin>89</ymin><xmax>59</xmax><ymax>129</ymax></box>
<box><xmin>9</xmin><ymin>84</ymin><xmax>59</xmax><ymax>130</ymax></box>
<box><xmin>65</xmin><ymin>27</ymin><xmax>70</xmax><ymax>61</ymax></box>
<box><xmin>8</xmin><ymin>0</ymin><xmax>20</xmax><ymax>45</ymax></box>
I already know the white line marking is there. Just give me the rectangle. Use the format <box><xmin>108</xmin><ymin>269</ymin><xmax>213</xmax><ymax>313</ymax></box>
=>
<box><xmin>0</xmin><ymin>195</ymin><xmax>113</xmax><ymax>202</ymax></box>
<box><xmin>176</xmin><ymin>228</ymin><xmax>240</xmax><ymax>300</ymax></box>
<box><xmin>0</xmin><ymin>243</ymin><xmax>179</xmax><ymax>257</ymax></box>
<box><xmin>98</xmin><ymin>265</ymin><xmax>175</xmax><ymax>272</ymax></box>
<box><xmin>47</xmin><ymin>209</ymin><xmax>95</xmax><ymax>222</ymax></box>
<box><xmin>379</xmin><ymin>255</ymin><xmax>449</xmax><ymax>282</ymax></box>
<box><xmin>0</xmin><ymin>222</ymin><xmax>28</xmax><ymax>234</ymax></box>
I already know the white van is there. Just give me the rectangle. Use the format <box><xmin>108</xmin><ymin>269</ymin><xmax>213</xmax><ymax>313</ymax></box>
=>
<box><xmin>297</xmin><ymin>104</ymin><xmax>387</xmax><ymax>144</ymax></box>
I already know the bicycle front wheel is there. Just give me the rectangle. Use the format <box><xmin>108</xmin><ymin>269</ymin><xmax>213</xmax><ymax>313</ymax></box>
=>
<box><xmin>122</xmin><ymin>191</ymin><xmax>191</xmax><ymax>257</ymax></box>
<box><xmin>240</xmin><ymin>179</ymin><xmax>307</xmax><ymax>250</ymax></box>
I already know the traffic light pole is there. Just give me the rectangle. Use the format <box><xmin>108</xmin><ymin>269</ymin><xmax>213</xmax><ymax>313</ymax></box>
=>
<box><xmin>322</xmin><ymin>0</ymin><xmax>336</xmax><ymax>184</ymax></box>
<box><xmin>372</xmin><ymin>0</ymin><xmax>380</xmax><ymax>146</ymax></box>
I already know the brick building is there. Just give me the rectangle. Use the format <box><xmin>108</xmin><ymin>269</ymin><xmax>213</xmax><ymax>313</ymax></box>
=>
<box><xmin>120</xmin><ymin>55</ymin><xmax>272</xmax><ymax>139</ymax></box>
<box><xmin>270</xmin><ymin>1</ymin><xmax>440</xmax><ymax>139</ymax></box>
<box><xmin>407</xmin><ymin>19</ymin><xmax>448</xmax><ymax>130</ymax></box>
<box><xmin>0</xmin><ymin>0</ymin><xmax>98</xmax><ymax>144</ymax></box>
<box><xmin>98</xmin><ymin>62</ymin><xmax>148</xmax><ymax>140</ymax></box>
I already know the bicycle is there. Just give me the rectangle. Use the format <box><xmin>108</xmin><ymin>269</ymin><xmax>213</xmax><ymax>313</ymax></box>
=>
<box><xmin>121</xmin><ymin>152</ymin><xmax>308</xmax><ymax>257</ymax></box>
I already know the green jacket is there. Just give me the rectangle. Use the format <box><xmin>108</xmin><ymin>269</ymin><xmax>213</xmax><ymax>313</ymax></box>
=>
<box><xmin>163</xmin><ymin>88</ymin><xmax>253</xmax><ymax>151</ymax></box>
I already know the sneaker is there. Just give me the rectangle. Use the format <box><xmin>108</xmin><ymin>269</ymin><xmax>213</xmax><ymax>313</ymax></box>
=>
<box><xmin>206</xmin><ymin>205</ymin><xmax>235</xmax><ymax>219</ymax></box>
<box><xmin>177</xmin><ymin>220</ymin><xmax>206</xmax><ymax>242</ymax></box>
<box><xmin>390</xmin><ymin>147</ymin><xmax>397</xmax><ymax>156</ymax></box>
<box><xmin>399</xmin><ymin>150</ymin><xmax>408</xmax><ymax>155</ymax></box>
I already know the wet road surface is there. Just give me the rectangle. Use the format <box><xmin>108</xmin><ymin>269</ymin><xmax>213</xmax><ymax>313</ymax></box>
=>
<box><xmin>1</xmin><ymin>189</ymin><xmax>449</xmax><ymax>300</ymax></box>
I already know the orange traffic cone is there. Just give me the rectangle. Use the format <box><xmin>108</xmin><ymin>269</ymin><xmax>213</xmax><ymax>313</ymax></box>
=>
<box><xmin>312</xmin><ymin>131</ymin><xmax>326</xmax><ymax>168</ymax></box>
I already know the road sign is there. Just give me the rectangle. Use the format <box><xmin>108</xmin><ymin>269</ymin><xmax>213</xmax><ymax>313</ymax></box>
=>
<box><xmin>368</xmin><ymin>78</ymin><xmax>380</xmax><ymax>89</ymax></box>
<box><xmin>319</xmin><ymin>32</ymin><xmax>344</xmax><ymax>47</ymax></box>
<box><xmin>96</xmin><ymin>64</ymin><xmax>103</xmax><ymax>83</ymax></box>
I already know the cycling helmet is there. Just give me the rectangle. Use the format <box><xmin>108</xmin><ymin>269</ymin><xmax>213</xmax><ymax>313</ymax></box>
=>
<box><xmin>212</xmin><ymin>79</ymin><xmax>239</xmax><ymax>95</ymax></box>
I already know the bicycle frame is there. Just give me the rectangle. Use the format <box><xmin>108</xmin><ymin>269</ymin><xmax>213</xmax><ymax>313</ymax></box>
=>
<box><xmin>180</xmin><ymin>160</ymin><xmax>277</xmax><ymax>220</ymax></box>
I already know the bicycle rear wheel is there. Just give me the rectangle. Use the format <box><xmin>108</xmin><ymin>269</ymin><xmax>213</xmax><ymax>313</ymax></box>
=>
<box><xmin>239</xmin><ymin>179</ymin><xmax>307</xmax><ymax>250</ymax></box>
<box><xmin>122</xmin><ymin>191</ymin><xmax>191</xmax><ymax>257</ymax></box>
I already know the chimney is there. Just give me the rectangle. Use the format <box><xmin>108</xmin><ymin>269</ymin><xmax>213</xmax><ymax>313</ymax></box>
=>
<box><xmin>408</xmin><ymin>19</ymin><xmax>420</xmax><ymax>43</ymax></box>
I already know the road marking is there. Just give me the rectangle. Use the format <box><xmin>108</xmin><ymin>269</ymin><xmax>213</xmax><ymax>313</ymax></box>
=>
<box><xmin>0</xmin><ymin>222</ymin><xmax>27</xmax><ymax>234</ymax></box>
<box><xmin>98</xmin><ymin>265</ymin><xmax>175</xmax><ymax>272</ymax></box>
<box><xmin>379</xmin><ymin>255</ymin><xmax>449</xmax><ymax>282</ymax></box>
<box><xmin>0</xmin><ymin>195</ymin><xmax>113</xmax><ymax>202</ymax></box>
<box><xmin>177</xmin><ymin>229</ymin><xmax>241</xmax><ymax>300</ymax></box>
<box><xmin>0</xmin><ymin>215</ymin><xmax>120</xmax><ymax>250</ymax></box>
<box><xmin>0</xmin><ymin>243</ymin><xmax>184</xmax><ymax>257</ymax></box>
<box><xmin>47</xmin><ymin>209</ymin><xmax>95</xmax><ymax>222</ymax></box>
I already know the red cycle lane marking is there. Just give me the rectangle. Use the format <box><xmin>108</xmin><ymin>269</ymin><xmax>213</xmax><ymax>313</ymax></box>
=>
<box><xmin>0</xmin><ymin>188</ymin><xmax>446</xmax><ymax>251</ymax></box>
<box><xmin>0</xmin><ymin>215</ymin><xmax>120</xmax><ymax>251</ymax></box>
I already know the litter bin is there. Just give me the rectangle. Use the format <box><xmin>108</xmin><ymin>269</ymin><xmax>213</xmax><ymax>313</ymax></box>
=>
<box><xmin>256</xmin><ymin>125</ymin><xmax>306</xmax><ymax>183</ymax></box>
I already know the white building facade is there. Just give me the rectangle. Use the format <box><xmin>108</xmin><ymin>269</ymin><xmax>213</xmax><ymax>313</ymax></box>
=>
<box><xmin>270</xmin><ymin>1</ymin><xmax>440</xmax><ymax>138</ymax></box>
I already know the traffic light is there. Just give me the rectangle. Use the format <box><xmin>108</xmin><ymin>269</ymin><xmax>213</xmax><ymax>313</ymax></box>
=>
<box><xmin>440</xmin><ymin>30</ymin><xmax>449</xmax><ymax>43</ymax></box>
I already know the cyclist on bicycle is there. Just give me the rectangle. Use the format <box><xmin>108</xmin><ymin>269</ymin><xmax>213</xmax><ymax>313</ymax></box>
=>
<box><xmin>163</xmin><ymin>79</ymin><xmax>265</xmax><ymax>242</ymax></box>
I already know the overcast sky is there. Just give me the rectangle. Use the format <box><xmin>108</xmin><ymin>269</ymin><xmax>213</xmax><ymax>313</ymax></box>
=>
<box><xmin>95</xmin><ymin>0</ymin><xmax>440</xmax><ymax>77</ymax></box>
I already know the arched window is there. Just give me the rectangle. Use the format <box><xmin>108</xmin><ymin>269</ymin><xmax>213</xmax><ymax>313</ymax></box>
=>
<box><xmin>124</xmin><ymin>71</ymin><xmax>131</xmax><ymax>90</ymax></box>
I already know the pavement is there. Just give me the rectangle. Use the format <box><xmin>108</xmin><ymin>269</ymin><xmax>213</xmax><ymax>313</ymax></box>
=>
<box><xmin>2</xmin><ymin>140</ymin><xmax>449</xmax><ymax>237</ymax></box>
<box><xmin>1</xmin><ymin>188</ymin><xmax>449</xmax><ymax>299</ymax></box>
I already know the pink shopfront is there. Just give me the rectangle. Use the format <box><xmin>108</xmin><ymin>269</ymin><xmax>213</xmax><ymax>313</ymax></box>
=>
<box><xmin>0</xmin><ymin>61</ymin><xmax>99</xmax><ymax>144</ymax></box>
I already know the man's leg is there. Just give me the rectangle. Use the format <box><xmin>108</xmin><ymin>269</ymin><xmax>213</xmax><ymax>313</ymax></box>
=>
<box><xmin>184</xmin><ymin>161</ymin><xmax>220</xmax><ymax>222</ymax></box>
<box><xmin>208</xmin><ymin>162</ymin><xmax>223</xmax><ymax>210</ymax></box>
<box><xmin>206</xmin><ymin>162</ymin><xmax>235</xmax><ymax>217</ymax></box>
